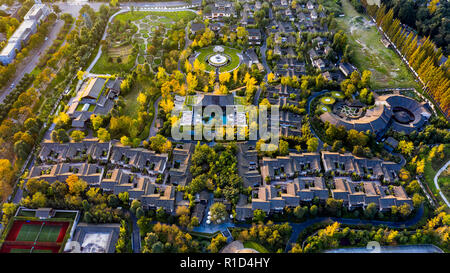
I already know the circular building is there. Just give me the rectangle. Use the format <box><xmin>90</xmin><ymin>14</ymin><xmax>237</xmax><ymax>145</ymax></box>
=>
<box><xmin>319</xmin><ymin>94</ymin><xmax>431</xmax><ymax>137</ymax></box>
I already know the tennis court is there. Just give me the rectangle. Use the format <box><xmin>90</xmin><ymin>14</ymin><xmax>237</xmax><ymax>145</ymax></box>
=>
<box><xmin>0</xmin><ymin>219</ymin><xmax>71</xmax><ymax>253</ymax></box>
<box><xmin>14</xmin><ymin>222</ymin><xmax>62</xmax><ymax>242</ymax></box>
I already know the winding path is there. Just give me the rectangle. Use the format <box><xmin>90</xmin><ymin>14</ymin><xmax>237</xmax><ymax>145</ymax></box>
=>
<box><xmin>147</xmin><ymin>96</ymin><xmax>162</xmax><ymax>141</ymax></box>
<box><xmin>284</xmin><ymin>204</ymin><xmax>424</xmax><ymax>252</ymax></box>
<box><xmin>434</xmin><ymin>160</ymin><xmax>450</xmax><ymax>208</ymax></box>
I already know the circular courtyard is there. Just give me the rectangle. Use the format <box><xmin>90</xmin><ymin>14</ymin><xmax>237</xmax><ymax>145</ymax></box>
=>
<box><xmin>194</xmin><ymin>45</ymin><xmax>242</xmax><ymax>73</ymax></box>
<box><xmin>319</xmin><ymin>105</ymin><xmax>331</xmax><ymax>112</ymax></box>
<box><xmin>331</xmin><ymin>91</ymin><xmax>345</xmax><ymax>99</ymax></box>
<box><xmin>320</xmin><ymin>96</ymin><xmax>336</xmax><ymax>105</ymax></box>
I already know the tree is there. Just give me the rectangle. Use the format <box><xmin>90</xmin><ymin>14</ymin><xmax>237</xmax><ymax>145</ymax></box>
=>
<box><xmin>398</xmin><ymin>140</ymin><xmax>414</xmax><ymax>156</ymax></box>
<box><xmin>267</xmin><ymin>72</ymin><xmax>275</xmax><ymax>83</ymax></box>
<box><xmin>207</xmin><ymin>234</ymin><xmax>227</xmax><ymax>253</ymax></box>
<box><xmin>109</xmin><ymin>0</ymin><xmax>118</xmax><ymax>7</ymax></box>
<box><xmin>149</xmin><ymin>134</ymin><xmax>172</xmax><ymax>153</ymax></box>
<box><xmin>253</xmin><ymin>209</ymin><xmax>266</xmax><ymax>222</ymax></box>
<box><xmin>53</xmin><ymin>112</ymin><xmax>70</xmax><ymax>128</ymax></box>
<box><xmin>307</xmin><ymin>137</ymin><xmax>319</xmax><ymax>152</ymax></box>
<box><xmin>310</xmin><ymin>205</ymin><xmax>318</xmax><ymax>216</ymax></box>
<box><xmin>412</xmin><ymin>193</ymin><xmax>424</xmax><ymax>208</ymax></box>
<box><xmin>91</xmin><ymin>114</ymin><xmax>104</xmax><ymax>131</ymax></box>
<box><xmin>210</xmin><ymin>202</ymin><xmax>227</xmax><ymax>223</ymax></box>
<box><xmin>31</xmin><ymin>192</ymin><xmax>47</xmax><ymax>208</ymax></box>
<box><xmin>97</xmin><ymin>128</ymin><xmax>110</xmax><ymax>142</ymax></box>
<box><xmin>176</xmin><ymin>206</ymin><xmax>190</xmax><ymax>217</ymax></box>
<box><xmin>361</xmin><ymin>70</ymin><xmax>371</xmax><ymax>87</ymax></box>
<box><xmin>66</xmin><ymin>175</ymin><xmax>87</xmax><ymax>196</ymax></box>
<box><xmin>186</xmin><ymin>72</ymin><xmax>198</xmax><ymax>91</ymax></box>
<box><xmin>294</xmin><ymin>206</ymin><xmax>307</xmax><ymax>219</ymax></box>
<box><xmin>107</xmin><ymin>194</ymin><xmax>120</xmax><ymax>208</ymax></box>
<box><xmin>364</xmin><ymin>203</ymin><xmax>377</xmax><ymax>219</ymax></box>
<box><xmin>130</xmin><ymin>199</ymin><xmax>142</xmax><ymax>214</ymax></box>
<box><xmin>70</xmin><ymin>130</ymin><xmax>85</xmax><ymax>142</ymax></box>
<box><xmin>137</xmin><ymin>92</ymin><xmax>147</xmax><ymax>106</ymax></box>
<box><xmin>325</xmin><ymin>198</ymin><xmax>343</xmax><ymax>216</ymax></box>
<box><xmin>14</xmin><ymin>140</ymin><xmax>31</xmax><ymax>160</ymax></box>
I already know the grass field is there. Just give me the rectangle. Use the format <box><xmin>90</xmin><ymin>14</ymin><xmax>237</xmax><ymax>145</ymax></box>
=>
<box><xmin>243</xmin><ymin>241</ymin><xmax>269</xmax><ymax>253</ymax></box>
<box><xmin>423</xmin><ymin>145</ymin><xmax>450</xmax><ymax>208</ymax></box>
<box><xmin>336</xmin><ymin>0</ymin><xmax>419</xmax><ymax>89</ymax></box>
<box><xmin>438</xmin><ymin>165</ymin><xmax>450</xmax><ymax>204</ymax></box>
<box><xmin>91</xmin><ymin>48</ymin><xmax>136</xmax><ymax>74</ymax></box>
<box><xmin>114</xmin><ymin>10</ymin><xmax>196</xmax><ymax>24</ymax></box>
<box><xmin>196</xmin><ymin>46</ymin><xmax>242</xmax><ymax>73</ymax></box>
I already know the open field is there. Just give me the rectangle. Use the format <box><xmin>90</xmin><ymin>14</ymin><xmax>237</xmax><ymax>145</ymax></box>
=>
<box><xmin>336</xmin><ymin>0</ymin><xmax>419</xmax><ymax>89</ymax></box>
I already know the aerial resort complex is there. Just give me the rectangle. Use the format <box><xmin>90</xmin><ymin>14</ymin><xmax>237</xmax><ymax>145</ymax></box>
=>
<box><xmin>0</xmin><ymin>0</ymin><xmax>448</xmax><ymax>263</ymax></box>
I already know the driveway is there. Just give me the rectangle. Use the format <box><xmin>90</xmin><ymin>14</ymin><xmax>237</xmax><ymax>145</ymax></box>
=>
<box><xmin>129</xmin><ymin>212</ymin><xmax>141</xmax><ymax>253</ymax></box>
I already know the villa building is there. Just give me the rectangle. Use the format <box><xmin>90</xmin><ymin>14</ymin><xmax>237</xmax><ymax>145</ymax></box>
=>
<box><xmin>67</xmin><ymin>77</ymin><xmax>122</xmax><ymax>128</ymax></box>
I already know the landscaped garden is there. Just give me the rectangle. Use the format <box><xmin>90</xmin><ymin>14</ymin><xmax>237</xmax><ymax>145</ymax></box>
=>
<box><xmin>320</xmin><ymin>96</ymin><xmax>336</xmax><ymax>105</ymax></box>
<box><xmin>331</xmin><ymin>91</ymin><xmax>345</xmax><ymax>99</ymax></box>
<box><xmin>195</xmin><ymin>46</ymin><xmax>242</xmax><ymax>73</ymax></box>
<box><xmin>92</xmin><ymin>10</ymin><xmax>197</xmax><ymax>74</ymax></box>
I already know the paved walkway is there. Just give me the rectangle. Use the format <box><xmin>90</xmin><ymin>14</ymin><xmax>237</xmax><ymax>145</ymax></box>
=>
<box><xmin>147</xmin><ymin>96</ymin><xmax>162</xmax><ymax>141</ymax></box>
<box><xmin>434</xmin><ymin>160</ymin><xmax>450</xmax><ymax>207</ymax></box>
<box><xmin>190</xmin><ymin>204</ymin><xmax>424</xmax><ymax>253</ymax></box>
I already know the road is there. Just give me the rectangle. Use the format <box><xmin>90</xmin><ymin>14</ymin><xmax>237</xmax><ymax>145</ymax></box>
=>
<box><xmin>284</xmin><ymin>204</ymin><xmax>425</xmax><ymax>252</ymax></box>
<box><xmin>129</xmin><ymin>212</ymin><xmax>141</xmax><ymax>253</ymax></box>
<box><xmin>0</xmin><ymin>19</ymin><xmax>65</xmax><ymax>104</ymax></box>
<box><xmin>434</xmin><ymin>160</ymin><xmax>450</xmax><ymax>208</ymax></box>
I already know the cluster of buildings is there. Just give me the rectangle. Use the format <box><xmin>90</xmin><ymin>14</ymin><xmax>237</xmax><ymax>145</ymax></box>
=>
<box><xmin>193</xmin><ymin>1</ymin><xmax>263</xmax><ymax>46</ymax></box>
<box><xmin>29</xmin><ymin>140</ymin><xmax>181</xmax><ymax>213</ymax></box>
<box><xmin>320</xmin><ymin>94</ymin><xmax>432</xmax><ymax>138</ymax></box>
<box><xmin>67</xmin><ymin>76</ymin><xmax>122</xmax><ymax>128</ymax></box>
<box><xmin>234</xmin><ymin>148</ymin><xmax>412</xmax><ymax>220</ymax></box>
<box><xmin>0</xmin><ymin>3</ymin><xmax>51</xmax><ymax>65</ymax></box>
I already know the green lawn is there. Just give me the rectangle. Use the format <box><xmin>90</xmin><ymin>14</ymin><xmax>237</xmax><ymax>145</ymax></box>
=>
<box><xmin>114</xmin><ymin>10</ymin><xmax>196</xmax><ymax>24</ymax></box>
<box><xmin>438</xmin><ymin>174</ymin><xmax>450</xmax><ymax>204</ymax></box>
<box><xmin>122</xmin><ymin>85</ymin><xmax>141</xmax><ymax>118</ymax></box>
<box><xmin>91</xmin><ymin>48</ymin><xmax>136</xmax><ymax>74</ymax></box>
<box><xmin>423</xmin><ymin>145</ymin><xmax>450</xmax><ymax>207</ymax></box>
<box><xmin>196</xmin><ymin>46</ymin><xmax>242</xmax><ymax>73</ymax></box>
<box><xmin>336</xmin><ymin>0</ymin><xmax>419</xmax><ymax>89</ymax></box>
<box><xmin>243</xmin><ymin>241</ymin><xmax>269</xmax><ymax>253</ymax></box>
<box><xmin>320</xmin><ymin>96</ymin><xmax>336</xmax><ymax>105</ymax></box>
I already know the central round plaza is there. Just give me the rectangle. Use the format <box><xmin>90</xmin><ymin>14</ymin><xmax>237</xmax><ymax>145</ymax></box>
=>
<box><xmin>194</xmin><ymin>45</ymin><xmax>242</xmax><ymax>73</ymax></box>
